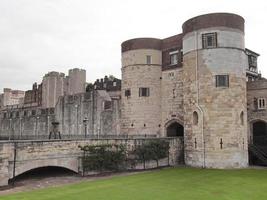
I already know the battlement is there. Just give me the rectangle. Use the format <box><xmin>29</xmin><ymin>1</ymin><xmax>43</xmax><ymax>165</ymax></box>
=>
<box><xmin>44</xmin><ymin>71</ymin><xmax>65</xmax><ymax>78</ymax></box>
<box><xmin>68</xmin><ymin>68</ymin><xmax>86</xmax><ymax>73</ymax></box>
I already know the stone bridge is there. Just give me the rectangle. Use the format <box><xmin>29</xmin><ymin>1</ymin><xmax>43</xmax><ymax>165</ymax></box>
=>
<box><xmin>0</xmin><ymin>137</ymin><xmax>183</xmax><ymax>187</ymax></box>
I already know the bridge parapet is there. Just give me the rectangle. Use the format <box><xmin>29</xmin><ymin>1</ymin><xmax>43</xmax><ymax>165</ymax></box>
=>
<box><xmin>0</xmin><ymin>137</ymin><xmax>183</xmax><ymax>187</ymax></box>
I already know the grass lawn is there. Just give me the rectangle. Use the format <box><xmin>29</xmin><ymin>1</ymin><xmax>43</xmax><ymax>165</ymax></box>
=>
<box><xmin>1</xmin><ymin>167</ymin><xmax>267</xmax><ymax>200</ymax></box>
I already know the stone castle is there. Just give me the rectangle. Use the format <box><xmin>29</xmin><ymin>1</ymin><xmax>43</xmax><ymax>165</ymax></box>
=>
<box><xmin>1</xmin><ymin>13</ymin><xmax>267</xmax><ymax>169</ymax></box>
<box><xmin>0</xmin><ymin>88</ymin><xmax>25</xmax><ymax>108</ymax></box>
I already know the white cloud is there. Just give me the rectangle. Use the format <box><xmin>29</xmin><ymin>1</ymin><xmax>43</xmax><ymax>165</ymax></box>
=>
<box><xmin>0</xmin><ymin>0</ymin><xmax>266</xmax><ymax>90</ymax></box>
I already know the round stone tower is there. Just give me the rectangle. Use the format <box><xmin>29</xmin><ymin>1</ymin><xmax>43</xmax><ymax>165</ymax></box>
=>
<box><xmin>182</xmin><ymin>13</ymin><xmax>248</xmax><ymax>168</ymax></box>
<box><xmin>121</xmin><ymin>38</ymin><xmax>162</xmax><ymax>136</ymax></box>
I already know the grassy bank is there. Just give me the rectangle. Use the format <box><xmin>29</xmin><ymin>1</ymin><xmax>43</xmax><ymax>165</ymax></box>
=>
<box><xmin>1</xmin><ymin>167</ymin><xmax>267</xmax><ymax>200</ymax></box>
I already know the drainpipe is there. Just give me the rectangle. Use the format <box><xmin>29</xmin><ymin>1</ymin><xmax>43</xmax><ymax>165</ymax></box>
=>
<box><xmin>195</xmin><ymin>31</ymin><xmax>206</xmax><ymax>168</ymax></box>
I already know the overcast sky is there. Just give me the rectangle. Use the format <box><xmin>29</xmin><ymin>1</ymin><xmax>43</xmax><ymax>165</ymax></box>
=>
<box><xmin>0</xmin><ymin>0</ymin><xmax>266</xmax><ymax>91</ymax></box>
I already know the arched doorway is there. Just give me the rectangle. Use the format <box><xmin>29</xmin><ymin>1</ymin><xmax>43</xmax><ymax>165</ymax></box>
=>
<box><xmin>166</xmin><ymin>121</ymin><xmax>184</xmax><ymax>164</ymax></box>
<box><xmin>166</xmin><ymin>122</ymin><xmax>184</xmax><ymax>137</ymax></box>
<box><xmin>250</xmin><ymin>120</ymin><xmax>267</xmax><ymax>166</ymax></box>
<box><xmin>253</xmin><ymin>121</ymin><xmax>267</xmax><ymax>145</ymax></box>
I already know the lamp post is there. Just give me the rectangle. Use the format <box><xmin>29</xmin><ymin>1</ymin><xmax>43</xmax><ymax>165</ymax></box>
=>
<box><xmin>83</xmin><ymin>117</ymin><xmax>89</xmax><ymax>139</ymax></box>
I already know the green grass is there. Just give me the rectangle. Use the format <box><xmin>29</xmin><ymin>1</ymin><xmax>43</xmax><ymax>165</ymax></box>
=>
<box><xmin>1</xmin><ymin>167</ymin><xmax>267</xmax><ymax>200</ymax></box>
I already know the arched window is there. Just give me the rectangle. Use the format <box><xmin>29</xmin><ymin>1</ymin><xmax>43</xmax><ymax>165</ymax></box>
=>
<box><xmin>240</xmin><ymin>111</ymin><xmax>244</xmax><ymax>125</ymax></box>
<box><xmin>193</xmin><ymin>111</ymin><xmax>198</xmax><ymax>125</ymax></box>
<box><xmin>257</xmin><ymin>98</ymin><xmax>266</xmax><ymax>110</ymax></box>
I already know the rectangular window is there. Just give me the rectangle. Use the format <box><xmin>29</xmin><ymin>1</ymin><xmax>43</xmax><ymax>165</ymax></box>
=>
<box><xmin>68</xmin><ymin>95</ymin><xmax>74</xmax><ymax>103</ymax></box>
<box><xmin>41</xmin><ymin>109</ymin><xmax>46</xmax><ymax>115</ymax></box>
<box><xmin>139</xmin><ymin>88</ymin><xmax>150</xmax><ymax>97</ymax></box>
<box><xmin>49</xmin><ymin>108</ymin><xmax>55</xmax><ymax>114</ymax></box>
<box><xmin>248</xmin><ymin>55</ymin><xmax>257</xmax><ymax>67</ymax></box>
<box><xmin>168</xmin><ymin>72</ymin><xmax>174</xmax><ymax>77</ymax></box>
<box><xmin>202</xmin><ymin>32</ymin><xmax>217</xmax><ymax>49</ymax></box>
<box><xmin>216</xmin><ymin>75</ymin><xmax>229</xmax><ymax>87</ymax></box>
<box><xmin>258</xmin><ymin>98</ymin><xmax>266</xmax><ymax>110</ymax></box>
<box><xmin>104</xmin><ymin>101</ymin><xmax>112</xmax><ymax>110</ymax></box>
<box><xmin>170</xmin><ymin>54</ymin><xmax>178</xmax><ymax>65</ymax></box>
<box><xmin>146</xmin><ymin>55</ymin><xmax>152</xmax><ymax>64</ymax></box>
<box><xmin>31</xmin><ymin>110</ymin><xmax>36</xmax><ymax>116</ymax></box>
<box><xmin>125</xmin><ymin>89</ymin><xmax>131</xmax><ymax>97</ymax></box>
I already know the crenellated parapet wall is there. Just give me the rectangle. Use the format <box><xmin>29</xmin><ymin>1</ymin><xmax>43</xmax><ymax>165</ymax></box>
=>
<box><xmin>0</xmin><ymin>107</ymin><xmax>55</xmax><ymax>139</ymax></box>
<box><xmin>0</xmin><ymin>89</ymin><xmax>121</xmax><ymax>139</ymax></box>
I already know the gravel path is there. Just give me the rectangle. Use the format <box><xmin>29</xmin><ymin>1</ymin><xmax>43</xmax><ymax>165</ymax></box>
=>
<box><xmin>0</xmin><ymin>167</ymin><xmax>142</xmax><ymax>196</ymax></box>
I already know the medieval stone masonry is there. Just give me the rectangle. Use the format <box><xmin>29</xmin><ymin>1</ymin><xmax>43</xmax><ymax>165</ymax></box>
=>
<box><xmin>120</xmin><ymin>13</ymin><xmax>266</xmax><ymax>168</ymax></box>
<box><xmin>0</xmin><ymin>13</ymin><xmax>267</xmax><ymax>169</ymax></box>
<box><xmin>0</xmin><ymin>88</ymin><xmax>25</xmax><ymax>109</ymax></box>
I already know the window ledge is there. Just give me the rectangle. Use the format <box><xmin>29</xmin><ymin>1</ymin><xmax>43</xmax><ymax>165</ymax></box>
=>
<box><xmin>215</xmin><ymin>87</ymin><xmax>229</xmax><ymax>89</ymax></box>
<box><xmin>257</xmin><ymin>108</ymin><xmax>266</xmax><ymax>111</ymax></box>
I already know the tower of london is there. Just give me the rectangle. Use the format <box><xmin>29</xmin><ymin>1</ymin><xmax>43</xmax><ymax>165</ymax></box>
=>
<box><xmin>0</xmin><ymin>13</ymin><xmax>266</xmax><ymax>169</ymax></box>
<box><xmin>121</xmin><ymin>13</ymin><xmax>261</xmax><ymax>168</ymax></box>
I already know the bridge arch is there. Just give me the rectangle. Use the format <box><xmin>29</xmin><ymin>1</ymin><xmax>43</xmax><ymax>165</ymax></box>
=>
<box><xmin>11</xmin><ymin>158</ymin><xmax>79</xmax><ymax>179</ymax></box>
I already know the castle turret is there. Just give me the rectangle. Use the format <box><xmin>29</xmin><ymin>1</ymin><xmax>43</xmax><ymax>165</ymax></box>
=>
<box><xmin>182</xmin><ymin>13</ymin><xmax>248</xmax><ymax>168</ymax></box>
<box><xmin>42</xmin><ymin>71</ymin><xmax>65</xmax><ymax>108</ymax></box>
<box><xmin>121</xmin><ymin>38</ymin><xmax>162</xmax><ymax>136</ymax></box>
<box><xmin>66</xmin><ymin>68</ymin><xmax>86</xmax><ymax>95</ymax></box>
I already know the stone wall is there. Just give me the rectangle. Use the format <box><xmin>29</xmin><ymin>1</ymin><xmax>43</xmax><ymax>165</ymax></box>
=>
<box><xmin>0</xmin><ymin>107</ymin><xmax>55</xmax><ymax>139</ymax></box>
<box><xmin>24</xmin><ymin>83</ymin><xmax>42</xmax><ymax>106</ymax></box>
<box><xmin>0</xmin><ymin>142</ymin><xmax>12</xmax><ymax>186</ymax></box>
<box><xmin>55</xmin><ymin>90</ymin><xmax>121</xmax><ymax>137</ymax></box>
<box><xmin>41</xmin><ymin>69</ymin><xmax>86</xmax><ymax>108</ymax></box>
<box><xmin>161</xmin><ymin>68</ymin><xmax>184</xmax><ymax>135</ymax></box>
<box><xmin>0</xmin><ymin>88</ymin><xmax>25</xmax><ymax>108</ymax></box>
<box><xmin>0</xmin><ymin>137</ymin><xmax>183</xmax><ymax>187</ymax></box>
<box><xmin>0</xmin><ymin>90</ymin><xmax>121</xmax><ymax>139</ymax></box>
